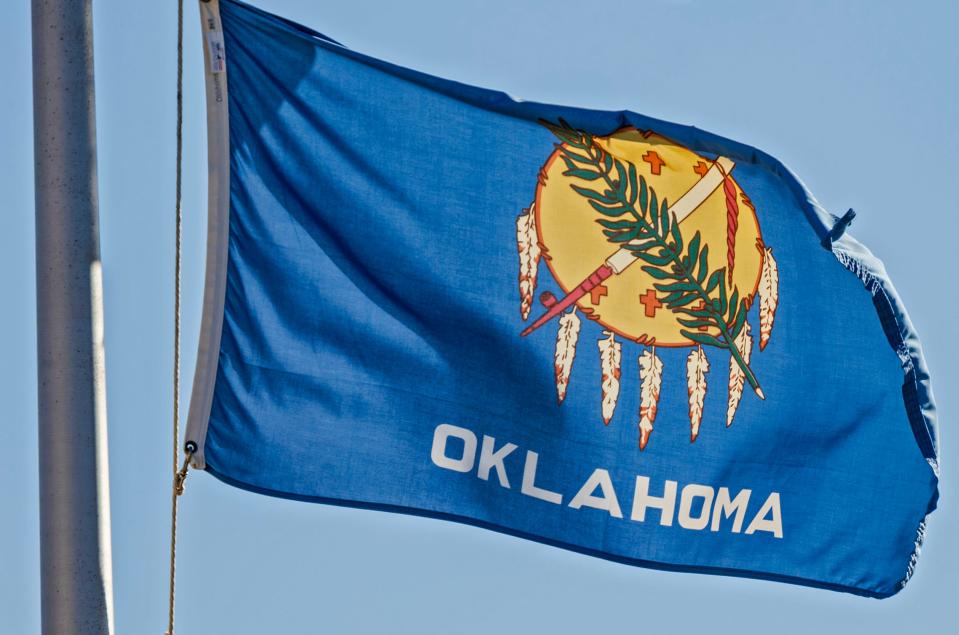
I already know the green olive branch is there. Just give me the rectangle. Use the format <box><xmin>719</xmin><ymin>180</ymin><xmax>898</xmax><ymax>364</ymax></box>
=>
<box><xmin>542</xmin><ymin>119</ymin><xmax>762</xmax><ymax>396</ymax></box>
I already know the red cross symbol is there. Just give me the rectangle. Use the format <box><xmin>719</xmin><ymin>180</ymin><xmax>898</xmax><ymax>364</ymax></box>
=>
<box><xmin>639</xmin><ymin>289</ymin><xmax>662</xmax><ymax>317</ymax></box>
<box><xmin>642</xmin><ymin>151</ymin><xmax>665</xmax><ymax>175</ymax></box>
<box><xmin>693</xmin><ymin>161</ymin><xmax>710</xmax><ymax>177</ymax></box>
<box><xmin>692</xmin><ymin>300</ymin><xmax>709</xmax><ymax>331</ymax></box>
<box><xmin>589</xmin><ymin>284</ymin><xmax>608</xmax><ymax>305</ymax></box>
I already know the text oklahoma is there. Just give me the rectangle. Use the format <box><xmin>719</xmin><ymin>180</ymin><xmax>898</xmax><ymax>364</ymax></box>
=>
<box><xmin>430</xmin><ymin>423</ymin><xmax>782</xmax><ymax>538</ymax></box>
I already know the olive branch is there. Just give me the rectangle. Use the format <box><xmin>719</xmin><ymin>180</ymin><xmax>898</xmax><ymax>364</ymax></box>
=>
<box><xmin>543</xmin><ymin>120</ymin><xmax>762</xmax><ymax>395</ymax></box>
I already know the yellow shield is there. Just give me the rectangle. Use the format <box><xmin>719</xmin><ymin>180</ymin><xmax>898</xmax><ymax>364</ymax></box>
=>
<box><xmin>534</xmin><ymin>128</ymin><xmax>763</xmax><ymax>346</ymax></box>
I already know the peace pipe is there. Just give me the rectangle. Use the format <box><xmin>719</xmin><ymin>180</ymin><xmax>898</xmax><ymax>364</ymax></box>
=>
<box><xmin>521</xmin><ymin>156</ymin><xmax>735</xmax><ymax>337</ymax></box>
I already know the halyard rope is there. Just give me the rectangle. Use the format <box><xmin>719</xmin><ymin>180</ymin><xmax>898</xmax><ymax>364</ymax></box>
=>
<box><xmin>167</xmin><ymin>0</ymin><xmax>191</xmax><ymax>632</ymax></box>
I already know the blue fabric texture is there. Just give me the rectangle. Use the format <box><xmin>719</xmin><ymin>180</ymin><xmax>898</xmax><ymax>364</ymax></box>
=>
<box><xmin>199</xmin><ymin>0</ymin><xmax>939</xmax><ymax>597</ymax></box>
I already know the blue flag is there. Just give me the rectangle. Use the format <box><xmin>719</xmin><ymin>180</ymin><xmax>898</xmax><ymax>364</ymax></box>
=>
<box><xmin>186</xmin><ymin>0</ymin><xmax>939</xmax><ymax>597</ymax></box>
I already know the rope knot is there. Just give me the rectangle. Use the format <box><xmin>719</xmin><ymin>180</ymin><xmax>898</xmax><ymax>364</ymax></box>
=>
<box><xmin>174</xmin><ymin>470</ymin><xmax>188</xmax><ymax>496</ymax></box>
<box><xmin>173</xmin><ymin>449</ymin><xmax>194</xmax><ymax>496</ymax></box>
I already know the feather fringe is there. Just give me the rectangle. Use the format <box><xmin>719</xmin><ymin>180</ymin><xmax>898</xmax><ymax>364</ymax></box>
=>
<box><xmin>726</xmin><ymin>323</ymin><xmax>754</xmax><ymax>427</ymax></box>
<box><xmin>686</xmin><ymin>345</ymin><xmax>709</xmax><ymax>442</ymax></box>
<box><xmin>554</xmin><ymin>310</ymin><xmax>581</xmax><ymax>403</ymax></box>
<box><xmin>516</xmin><ymin>205</ymin><xmax>541</xmax><ymax>320</ymax></box>
<box><xmin>758</xmin><ymin>247</ymin><xmax>779</xmax><ymax>351</ymax></box>
<box><xmin>598</xmin><ymin>331</ymin><xmax>621</xmax><ymax>425</ymax></box>
<box><xmin>638</xmin><ymin>347</ymin><xmax>663</xmax><ymax>450</ymax></box>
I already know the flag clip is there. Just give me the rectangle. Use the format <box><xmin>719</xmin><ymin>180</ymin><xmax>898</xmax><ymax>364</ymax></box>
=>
<box><xmin>174</xmin><ymin>441</ymin><xmax>197</xmax><ymax>496</ymax></box>
<box><xmin>822</xmin><ymin>208</ymin><xmax>856</xmax><ymax>249</ymax></box>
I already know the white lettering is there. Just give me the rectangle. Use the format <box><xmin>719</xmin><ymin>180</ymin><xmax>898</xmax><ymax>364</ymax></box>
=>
<box><xmin>711</xmin><ymin>488</ymin><xmax>751</xmax><ymax>533</ymax></box>
<box><xmin>478</xmin><ymin>435</ymin><xmax>517</xmax><ymax>488</ymax></box>
<box><xmin>521</xmin><ymin>451</ymin><xmax>563</xmax><ymax>505</ymax></box>
<box><xmin>678</xmin><ymin>484</ymin><xmax>714</xmax><ymax>530</ymax></box>
<box><xmin>631</xmin><ymin>476</ymin><xmax>677</xmax><ymax>526</ymax></box>
<box><xmin>569</xmin><ymin>469</ymin><xmax>623</xmax><ymax>518</ymax></box>
<box><xmin>429</xmin><ymin>423</ymin><xmax>784</xmax><ymax>539</ymax></box>
<box><xmin>745</xmin><ymin>492</ymin><xmax>783</xmax><ymax>538</ymax></box>
<box><xmin>430</xmin><ymin>424</ymin><xmax>477</xmax><ymax>473</ymax></box>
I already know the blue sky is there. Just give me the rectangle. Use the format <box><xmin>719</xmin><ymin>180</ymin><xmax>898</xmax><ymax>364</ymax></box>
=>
<box><xmin>1</xmin><ymin>0</ymin><xmax>956</xmax><ymax>632</ymax></box>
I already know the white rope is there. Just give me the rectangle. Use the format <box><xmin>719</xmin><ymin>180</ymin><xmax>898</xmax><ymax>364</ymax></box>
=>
<box><xmin>166</xmin><ymin>1</ymin><xmax>190</xmax><ymax>632</ymax></box>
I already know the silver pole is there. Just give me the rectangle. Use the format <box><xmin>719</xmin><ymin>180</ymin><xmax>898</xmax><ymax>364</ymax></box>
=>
<box><xmin>32</xmin><ymin>0</ymin><xmax>115</xmax><ymax>633</ymax></box>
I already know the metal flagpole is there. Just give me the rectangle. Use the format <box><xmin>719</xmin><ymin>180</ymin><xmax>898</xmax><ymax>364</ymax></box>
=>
<box><xmin>32</xmin><ymin>0</ymin><xmax>116</xmax><ymax>633</ymax></box>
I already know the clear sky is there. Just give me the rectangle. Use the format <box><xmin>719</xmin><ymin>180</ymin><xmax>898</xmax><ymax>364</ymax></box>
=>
<box><xmin>1</xmin><ymin>0</ymin><xmax>956</xmax><ymax>632</ymax></box>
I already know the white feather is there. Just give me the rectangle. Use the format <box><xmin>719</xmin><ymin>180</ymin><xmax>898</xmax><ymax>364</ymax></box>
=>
<box><xmin>686</xmin><ymin>346</ymin><xmax>709</xmax><ymax>442</ymax></box>
<box><xmin>598</xmin><ymin>331</ymin><xmax>621</xmax><ymax>425</ymax></box>
<box><xmin>638</xmin><ymin>347</ymin><xmax>663</xmax><ymax>450</ymax></box>
<box><xmin>554</xmin><ymin>310</ymin><xmax>581</xmax><ymax>403</ymax></box>
<box><xmin>516</xmin><ymin>205</ymin><xmax>541</xmax><ymax>320</ymax></box>
<box><xmin>758</xmin><ymin>247</ymin><xmax>779</xmax><ymax>351</ymax></box>
<box><xmin>726</xmin><ymin>323</ymin><xmax>754</xmax><ymax>427</ymax></box>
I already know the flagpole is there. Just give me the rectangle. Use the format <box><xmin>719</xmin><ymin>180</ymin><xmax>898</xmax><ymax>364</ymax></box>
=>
<box><xmin>32</xmin><ymin>0</ymin><xmax>115</xmax><ymax>633</ymax></box>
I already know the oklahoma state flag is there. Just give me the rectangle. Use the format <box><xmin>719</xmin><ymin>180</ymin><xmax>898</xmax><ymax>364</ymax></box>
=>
<box><xmin>186</xmin><ymin>0</ymin><xmax>939</xmax><ymax>597</ymax></box>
